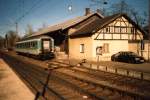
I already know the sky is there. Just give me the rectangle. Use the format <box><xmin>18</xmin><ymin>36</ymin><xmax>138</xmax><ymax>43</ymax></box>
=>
<box><xmin>0</xmin><ymin>0</ymin><xmax>149</xmax><ymax>37</ymax></box>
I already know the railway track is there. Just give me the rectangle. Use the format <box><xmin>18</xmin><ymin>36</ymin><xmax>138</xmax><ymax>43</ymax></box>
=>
<box><xmin>2</xmin><ymin>55</ymin><xmax>64</xmax><ymax>100</ymax></box>
<box><xmin>1</xmin><ymin>54</ymin><xmax>101</xmax><ymax>100</ymax></box>
<box><xmin>71</xmin><ymin>67</ymin><xmax>150</xmax><ymax>95</ymax></box>
<box><xmin>1</xmin><ymin>52</ymin><xmax>150</xmax><ymax>99</ymax></box>
<box><xmin>48</xmin><ymin>61</ymin><xmax>150</xmax><ymax>99</ymax></box>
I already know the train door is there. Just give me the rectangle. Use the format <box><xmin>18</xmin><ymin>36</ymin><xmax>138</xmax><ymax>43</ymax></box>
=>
<box><xmin>41</xmin><ymin>39</ymin><xmax>51</xmax><ymax>53</ymax></box>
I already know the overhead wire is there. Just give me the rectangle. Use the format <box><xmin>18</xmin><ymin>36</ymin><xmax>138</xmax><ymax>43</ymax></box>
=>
<box><xmin>0</xmin><ymin>0</ymin><xmax>43</xmax><ymax>35</ymax></box>
<box><xmin>15</xmin><ymin>0</ymin><xmax>42</xmax><ymax>23</ymax></box>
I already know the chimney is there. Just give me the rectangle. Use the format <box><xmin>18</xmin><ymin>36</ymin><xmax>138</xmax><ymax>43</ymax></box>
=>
<box><xmin>85</xmin><ymin>8</ymin><xmax>91</xmax><ymax>16</ymax></box>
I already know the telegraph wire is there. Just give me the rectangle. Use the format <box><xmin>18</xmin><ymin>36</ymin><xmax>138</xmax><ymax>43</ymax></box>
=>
<box><xmin>15</xmin><ymin>0</ymin><xmax>42</xmax><ymax>23</ymax></box>
<box><xmin>0</xmin><ymin>0</ymin><xmax>43</xmax><ymax>35</ymax></box>
<box><xmin>14</xmin><ymin>0</ymin><xmax>44</xmax><ymax>34</ymax></box>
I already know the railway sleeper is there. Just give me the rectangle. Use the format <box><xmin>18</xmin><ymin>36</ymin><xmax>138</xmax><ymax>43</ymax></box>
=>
<box><xmin>56</xmin><ymin>70</ymin><xmax>150</xmax><ymax>99</ymax></box>
<box><xmin>50</xmin><ymin>81</ymin><xmax>91</xmax><ymax>100</ymax></box>
<box><xmin>51</xmin><ymin>74</ymin><xmax>104</xmax><ymax>100</ymax></box>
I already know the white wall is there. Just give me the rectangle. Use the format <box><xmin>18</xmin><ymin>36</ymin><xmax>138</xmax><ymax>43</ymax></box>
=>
<box><xmin>69</xmin><ymin>37</ymin><xmax>93</xmax><ymax>61</ymax></box>
<box><xmin>92</xmin><ymin>40</ymin><xmax>129</xmax><ymax>61</ymax></box>
<box><xmin>142</xmin><ymin>41</ymin><xmax>150</xmax><ymax>60</ymax></box>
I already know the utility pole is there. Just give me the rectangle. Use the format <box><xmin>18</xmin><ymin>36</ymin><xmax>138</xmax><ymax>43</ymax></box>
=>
<box><xmin>5</xmin><ymin>34</ymin><xmax>8</xmax><ymax>49</ymax></box>
<box><xmin>148</xmin><ymin>0</ymin><xmax>150</xmax><ymax>61</ymax></box>
<box><xmin>16</xmin><ymin>22</ymin><xmax>18</xmax><ymax>34</ymax></box>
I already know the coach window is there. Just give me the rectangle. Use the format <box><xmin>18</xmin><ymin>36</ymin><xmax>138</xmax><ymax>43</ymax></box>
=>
<box><xmin>28</xmin><ymin>42</ymin><xmax>30</xmax><ymax>48</ymax></box>
<box><xmin>30</xmin><ymin>42</ymin><xmax>32</xmax><ymax>48</ymax></box>
<box><xmin>34</xmin><ymin>42</ymin><xmax>37</xmax><ymax>48</ymax></box>
<box><xmin>29</xmin><ymin>42</ymin><xmax>31</xmax><ymax>48</ymax></box>
<box><xmin>34</xmin><ymin>42</ymin><xmax>35</xmax><ymax>47</ymax></box>
<box><xmin>28</xmin><ymin>43</ymin><xmax>29</xmax><ymax>48</ymax></box>
<box><xmin>80</xmin><ymin>44</ymin><xmax>84</xmax><ymax>53</ymax></box>
<box><xmin>33</xmin><ymin>42</ymin><xmax>35</xmax><ymax>47</ymax></box>
<box><xmin>25</xmin><ymin>43</ymin><xmax>27</xmax><ymax>48</ymax></box>
<box><xmin>35</xmin><ymin>42</ymin><xmax>37</xmax><ymax>48</ymax></box>
<box><xmin>22</xmin><ymin>43</ymin><xmax>24</xmax><ymax>48</ymax></box>
<box><xmin>26</xmin><ymin>43</ymin><xmax>27</xmax><ymax>48</ymax></box>
<box><xmin>32</xmin><ymin>42</ymin><xmax>34</xmax><ymax>48</ymax></box>
<box><xmin>23</xmin><ymin>43</ymin><xmax>26</xmax><ymax>48</ymax></box>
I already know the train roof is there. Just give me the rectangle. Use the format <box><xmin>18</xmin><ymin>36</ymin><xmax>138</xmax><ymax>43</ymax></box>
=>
<box><xmin>16</xmin><ymin>35</ymin><xmax>53</xmax><ymax>44</ymax></box>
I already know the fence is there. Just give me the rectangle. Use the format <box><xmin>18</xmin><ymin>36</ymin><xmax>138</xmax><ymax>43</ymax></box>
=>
<box><xmin>82</xmin><ymin>63</ymin><xmax>150</xmax><ymax>81</ymax></box>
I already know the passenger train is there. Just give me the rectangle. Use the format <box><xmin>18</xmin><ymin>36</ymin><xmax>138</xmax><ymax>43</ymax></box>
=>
<box><xmin>15</xmin><ymin>36</ymin><xmax>55</xmax><ymax>59</ymax></box>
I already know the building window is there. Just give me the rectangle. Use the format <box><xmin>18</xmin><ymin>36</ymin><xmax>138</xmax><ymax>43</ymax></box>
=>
<box><xmin>120</xmin><ymin>27</ymin><xmax>127</xmax><ymax>33</ymax></box>
<box><xmin>80</xmin><ymin>44</ymin><xmax>84</xmax><ymax>53</ymax></box>
<box><xmin>106</xmin><ymin>27</ymin><xmax>110</xmax><ymax>33</ymax></box>
<box><xmin>103</xmin><ymin>43</ymin><xmax>109</xmax><ymax>53</ymax></box>
<box><xmin>131</xmin><ymin>27</ymin><xmax>135</xmax><ymax>34</ymax></box>
<box><xmin>141</xmin><ymin>40</ymin><xmax>145</xmax><ymax>50</ymax></box>
<box><xmin>114</xmin><ymin>26</ymin><xmax>120</xmax><ymax>33</ymax></box>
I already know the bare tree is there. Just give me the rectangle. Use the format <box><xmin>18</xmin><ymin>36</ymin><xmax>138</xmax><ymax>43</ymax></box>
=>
<box><xmin>6</xmin><ymin>30</ymin><xmax>20</xmax><ymax>50</ymax></box>
<box><xmin>25</xmin><ymin>24</ymin><xmax>34</xmax><ymax>36</ymax></box>
<box><xmin>129</xmin><ymin>8</ymin><xmax>147</xmax><ymax>27</ymax></box>
<box><xmin>110</xmin><ymin>0</ymin><xmax>129</xmax><ymax>14</ymax></box>
<box><xmin>0</xmin><ymin>36</ymin><xmax>5</xmax><ymax>49</ymax></box>
<box><xmin>110</xmin><ymin>0</ymin><xmax>147</xmax><ymax>27</ymax></box>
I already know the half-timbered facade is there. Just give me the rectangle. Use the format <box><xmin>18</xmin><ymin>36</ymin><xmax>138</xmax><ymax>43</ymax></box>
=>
<box><xmin>69</xmin><ymin>13</ymin><xmax>145</xmax><ymax>61</ymax></box>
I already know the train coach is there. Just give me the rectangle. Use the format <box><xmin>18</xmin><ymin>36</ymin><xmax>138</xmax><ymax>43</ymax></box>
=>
<box><xmin>15</xmin><ymin>36</ymin><xmax>55</xmax><ymax>59</ymax></box>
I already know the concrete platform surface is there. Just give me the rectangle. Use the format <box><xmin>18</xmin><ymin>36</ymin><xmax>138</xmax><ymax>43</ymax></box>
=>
<box><xmin>0</xmin><ymin>58</ymin><xmax>34</xmax><ymax>100</ymax></box>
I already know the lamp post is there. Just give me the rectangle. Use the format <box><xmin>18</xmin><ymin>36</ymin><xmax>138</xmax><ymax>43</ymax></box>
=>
<box><xmin>148</xmin><ymin>0</ymin><xmax>150</xmax><ymax>61</ymax></box>
<box><xmin>5</xmin><ymin>34</ymin><xmax>8</xmax><ymax>49</ymax></box>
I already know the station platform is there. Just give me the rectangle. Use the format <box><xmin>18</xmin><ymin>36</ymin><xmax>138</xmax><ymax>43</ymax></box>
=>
<box><xmin>0</xmin><ymin>58</ymin><xmax>34</xmax><ymax>100</ymax></box>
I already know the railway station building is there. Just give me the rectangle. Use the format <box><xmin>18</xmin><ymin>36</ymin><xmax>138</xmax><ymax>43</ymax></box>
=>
<box><xmin>27</xmin><ymin>8</ymin><xmax>149</xmax><ymax>61</ymax></box>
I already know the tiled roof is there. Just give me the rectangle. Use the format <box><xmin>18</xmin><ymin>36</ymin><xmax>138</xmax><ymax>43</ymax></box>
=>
<box><xmin>26</xmin><ymin>12</ymin><xmax>104</xmax><ymax>38</ymax></box>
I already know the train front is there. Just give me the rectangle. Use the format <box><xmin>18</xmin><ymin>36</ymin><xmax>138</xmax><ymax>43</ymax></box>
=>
<box><xmin>40</xmin><ymin>37</ymin><xmax>55</xmax><ymax>59</ymax></box>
